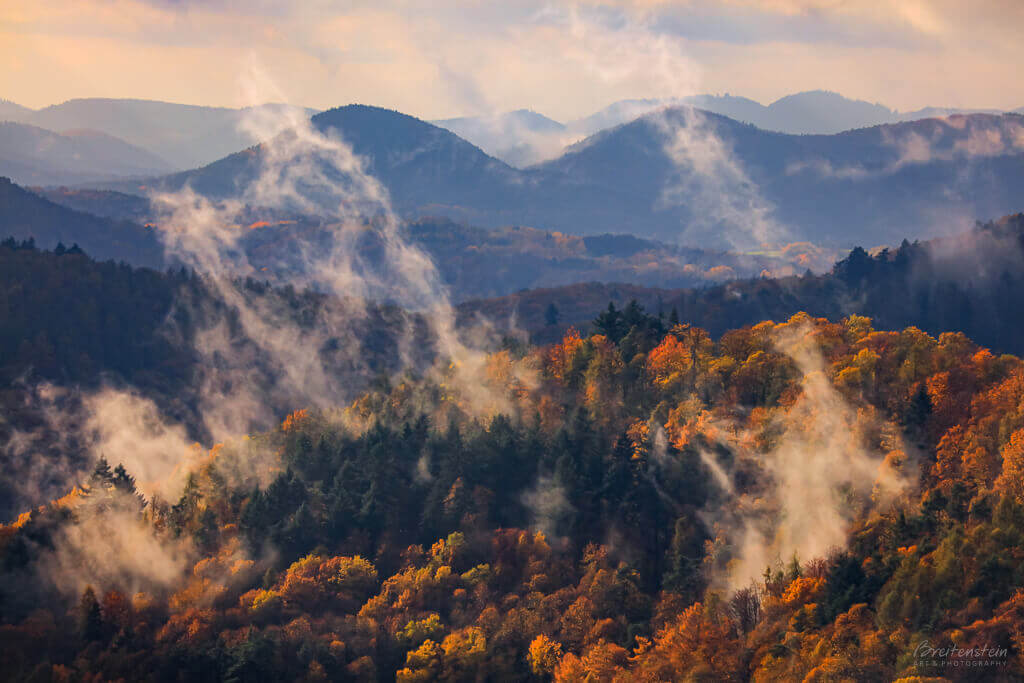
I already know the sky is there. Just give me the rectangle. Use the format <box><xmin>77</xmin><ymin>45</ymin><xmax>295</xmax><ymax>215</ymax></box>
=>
<box><xmin>2</xmin><ymin>0</ymin><xmax>1022</xmax><ymax>121</ymax></box>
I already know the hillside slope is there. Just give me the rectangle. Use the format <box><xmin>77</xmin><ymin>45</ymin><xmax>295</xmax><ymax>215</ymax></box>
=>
<box><xmin>4</xmin><ymin>300</ymin><xmax>1024</xmax><ymax>679</ymax></box>
<box><xmin>25</xmin><ymin>98</ymin><xmax>316</xmax><ymax>169</ymax></box>
<box><xmin>138</xmin><ymin>105</ymin><xmax>527</xmax><ymax>223</ymax></box>
<box><xmin>0</xmin><ymin>178</ymin><xmax>164</xmax><ymax>267</ymax></box>
<box><xmin>9</xmin><ymin>181</ymin><xmax>818</xmax><ymax>302</ymax></box>
<box><xmin>432</xmin><ymin>109</ymin><xmax>568</xmax><ymax>167</ymax></box>
<box><xmin>534</xmin><ymin>109</ymin><xmax>1024</xmax><ymax>245</ymax></box>
<box><xmin>114</xmin><ymin>106</ymin><xmax>1024</xmax><ymax>248</ymax></box>
<box><xmin>0</xmin><ymin>122</ymin><xmax>174</xmax><ymax>186</ymax></box>
<box><xmin>465</xmin><ymin>214</ymin><xmax>1024</xmax><ymax>354</ymax></box>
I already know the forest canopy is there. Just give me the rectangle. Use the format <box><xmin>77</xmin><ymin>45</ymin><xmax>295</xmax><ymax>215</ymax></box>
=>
<box><xmin>2</xmin><ymin>301</ymin><xmax>1023</xmax><ymax>680</ymax></box>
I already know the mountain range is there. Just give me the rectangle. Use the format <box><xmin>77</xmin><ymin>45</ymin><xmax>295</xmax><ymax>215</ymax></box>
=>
<box><xmin>573</xmin><ymin>91</ymin><xmax>1016</xmax><ymax>138</ymax></box>
<box><xmin>0</xmin><ymin>122</ymin><xmax>175</xmax><ymax>187</ymax></box>
<box><xmin>0</xmin><ymin>98</ymin><xmax>317</xmax><ymax>169</ymax></box>
<box><xmin>4</xmin><ymin>91</ymin><xmax>1024</xmax><ymax>253</ymax></box>
<box><xmin>4</xmin><ymin>178</ymin><xmax>832</xmax><ymax>301</ymax></box>
<box><xmin>434</xmin><ymin>90</ymin><xmax>1021</xmax><ymax>167</ymax></box>
<box><xmin>100</xmin><ymin>104</ymin><xmax>1024</xmax><ymax>250</ymax></box>
<box><xmin>533</xmin><ymin>108</ymin><xmax>1024</xmax><ymax>245</ymax></box>
<box><xmin>4</xmin><ymin>91</ymin><xmax>1016</xmax><ymax>179</ymax></box>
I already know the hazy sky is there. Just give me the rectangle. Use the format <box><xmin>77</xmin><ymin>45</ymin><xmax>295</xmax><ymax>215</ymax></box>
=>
<box><xmin>2</xmin><ymin>1</ymin><xmax>1022</xmax><ymax>121</ymax></box>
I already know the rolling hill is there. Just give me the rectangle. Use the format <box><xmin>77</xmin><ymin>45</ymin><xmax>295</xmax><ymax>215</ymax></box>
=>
<box><xmin>432</xmin><ymin>109</ymin><xmax>568</xmax><ymax>167</ymax></box>
<box><xmin>13</xmin><ymin>99</ymin><xmax>318</xmax><ymax>169</ymax></box>
<box><xmin>0</xmin><ymin>122</ymin><xmax>175</xmax><ymax>186</ymax></box>
<box><xmin>463</xmin><ymin>213</ymin><xmax>1024</xmax><ymax>354</ymax></box>
<box><xmin>239</xmin><ymin>217</ymin><xmax>815</xmax><ymax>301</ymax></box>
<box><xmin>117</xmin><ymin>105</ymin><xmax>529</xmax><ymax>222</ymax></box>
<box><xmin>0</xmin><ymin>177</ymin><xmax>164</xmax><ymax>267</ymax></box>
<box><xmin>9</xmin><ymin>180</ymin><xmax>825</xmax><ymax>301</ymax></box>
<box><xmin>31</xmin><ymin>187</ymin><xmax>154</xmax><ymax>223</ymax></box>
<box><xmin>531</xmin><ymin>108</ymin><xmax>1024</xmax><ymax>246</ymax></box>
<box><xmin>87</xmin><ymin>104</ymin><xmax>1024</xmax><ymax>250</ymax></box>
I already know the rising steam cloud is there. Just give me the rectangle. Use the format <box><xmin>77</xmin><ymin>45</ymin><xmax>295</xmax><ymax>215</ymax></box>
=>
<box><xmin>151</xmin><ymin>66</ymin><xmax>463</xmax><ymax>439</ymax></box>
<box><xmin>786</xmin><ymin>113</ymin><xmax>1024</xmax><ymax>181</ymax></box>
<box><xmin>151</xmin><ymin>62</ymin><xmax>532</xmax><ymax>443</ymax></box>
<box><xmin>655</xmin><ymin>105</ymin><xmax>784</xmax><ymax>250</ymax></box>
<box><xmin>698</xmin><ymin>323</ymin><xmax>910</xmax><ymax>590</ymax></box>
<box><xmin>10</xmin><ymin>65</ymin><xmax>515</xmax><ymax>599</ymax></box>
<box><xmin>549</xmin><ymin>6</ymin><xmax>784</xmax><ymax>251</ymax></box>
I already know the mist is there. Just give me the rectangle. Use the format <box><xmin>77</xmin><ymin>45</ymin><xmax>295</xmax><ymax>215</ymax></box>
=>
<box><xmin>3</xmin><ymin>65</ymin><xmax>517</xmax><ymax>602</ymax></box>
<box><xmin>654</xmin><ymin>105</ymin><xmax>785</xmax><ymax>251</ymax></box>
<box><xmin>694</xmin><ymin>321</ymin><xmax>911</xmax><ymax>591</ymax></box>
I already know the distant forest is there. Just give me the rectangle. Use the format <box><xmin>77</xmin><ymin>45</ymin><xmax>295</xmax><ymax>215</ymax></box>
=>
<box><xmin>3</xmin><ymin>214</ymin><xmax>1024</xmax><ymax>520</ymax></box>
<box><xmin>471</xmin><ymin>214</ymin><xmax>1024</xmax><ymax>356</ymax></box>
<box><xmin>0</xmin><ymin>239</ymin><xmax>430</xmax><ymax>520</ymax></box>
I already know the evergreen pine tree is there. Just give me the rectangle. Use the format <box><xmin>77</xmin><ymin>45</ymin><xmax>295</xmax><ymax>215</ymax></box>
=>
<box><xmin>91</xmin><ymin>456</ymin><xmax>114</xmax><ymax>488</ymax></box>
<box><xmin>78</xmin><ymin>585</ymin><xmax>103</xmax><ymax>641</ymax></box>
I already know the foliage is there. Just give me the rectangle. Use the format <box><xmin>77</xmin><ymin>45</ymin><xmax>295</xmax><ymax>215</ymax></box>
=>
<box><xmin>3</xmin><ymin>304</ymin><xmax>1024</xmax><ymax>680</ymax></box>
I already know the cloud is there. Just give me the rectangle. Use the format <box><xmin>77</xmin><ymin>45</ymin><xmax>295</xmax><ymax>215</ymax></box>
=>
<box><xmin>80</xmin><ymin>389</ymin><xmax>195</xmax><ymax>499</ymax></box>
<box><xmin>655</xmin><ymin>105</ymin><xmax>784</xmax><ymax>249</ymax></box>
<box><xmin>521</xmin><ymin>474</ymin><xmax>573</xmax><ymax>541</ymax></box>
<box><xmin>42</xmin><ymin>495</ymin><xmax>196</xmax><ymax>600</ymax></box>
<box><xmin>4</xmin><ymin>63</ymin><xmax>520</xmax><ymax>599</ymax></box>
<box><xmin>785</xmin><ymin>114</ymin><xmax>1024</xmax><ymax>180</ymax></box>
<box><xmin>2</xmin><ymin>1</ymin><xmax>1022</xmax><ymax>118</ymax></box>
<box><xmin>693</xmin><ymin>320</ymin><xmax>911</xmax><ymax>590</ymax></box>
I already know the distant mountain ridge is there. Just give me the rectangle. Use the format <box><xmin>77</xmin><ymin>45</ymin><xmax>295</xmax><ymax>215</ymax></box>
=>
<box><xmin>438</xmin><ymin>91</ymin><xmax>1022</xmax><ymax>167</ymax></box>
<box><xmin>6</xmin><ymin>178</ymin><xmax>828</xmax><ymax>301</ymax></box>
<box><xmin>115</xmin><ymin>104</ymin><xmax>1024</xmax><ymax>249</ymax></box>
<box><xmin>0</xmin><ymin>121</ymin><xmax>175</xmax><ymax>187</ymax></box>
<box><xmin>432</xmin><ymin>109</ymin><xmax>568</xmax><ymax>167</ymax></box>
<box><xmin>0</xmin><ymin>98</ymin><xmax>319</xmax><ymax>169</ymax></box>
<box><xmin>569</xmin><ymin>90</ymin><xmax>1017</xmax><ymax>138</ymax></box>
<box><xmin>4</xmin><ymin>92</ymin><xmax>1019</xmax><ymax>173</ymax></box>
<box><xmin>533</xmin><ymin>108</ymin><xmax>1024</xmax><ymax>245</ymax></box>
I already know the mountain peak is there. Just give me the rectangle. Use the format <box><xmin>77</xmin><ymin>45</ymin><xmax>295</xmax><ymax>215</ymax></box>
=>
<box><xmin>770</xmin><ymin>89</ymin><xmax>892</xmax><ymax>110</ymax></box>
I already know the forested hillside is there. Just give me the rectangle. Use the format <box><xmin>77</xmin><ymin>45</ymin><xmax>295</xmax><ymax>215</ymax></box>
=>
<box><xmin>107</xmin><ymin>105</ymin><xmax>1024</xmax><ymax>248</ymax></box>
<box><xmin>4</xmin><ymin>212</ymin><xmax>1024</xmax><ymax>520</ymax></box>
<box><xmin>7</xmin><ymin>2</ymin><xmax>1024</xmax><ymax>681</ymax></box>
<box><xmin>2</xmin><ymin>311</ymin><xmax>1023</xmax><ymax>679</ymax></box>
<box><xmin>0</xmin><ymin>178</ymin><xmax>164</xmax><ymax>268</ymax></box>
<box><xmin>12</xmin><ymin>179</ymin><xmax>819</xmax><ymax>299</ymax></box>
<box><xmin>471</xmin><ymin>214</ymin><xmax>1024</xmax><ymax>355</ymax></box>
<box><xmin>249</xmin><ymin>218</ymin><xmax>802</xmax><ymax>301</ymax></box>
<box><xmin>0</xmin><ymin>240</ymin><xmax>432</xmax><ymax>520</ymax></box>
